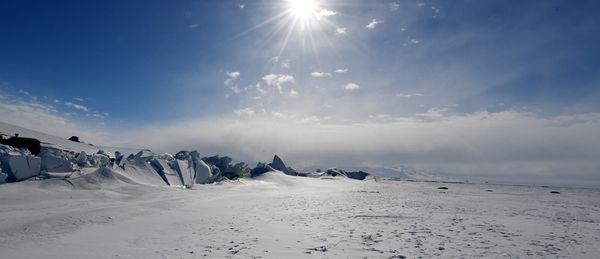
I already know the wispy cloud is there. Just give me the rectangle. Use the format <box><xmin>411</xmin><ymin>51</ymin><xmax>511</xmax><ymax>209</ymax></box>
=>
<box><xmin>344</xmin><ymin>83</ymin><xmax>361</xmax><ymax>91</ymax></box>
<box><xmin>336</xmin><ymin>27</ymin><xmax>347</xmax><ymax>35</ymax></box>
<box><xmin>335</xmin><ymin>69</ymin><xmax>349</xmax><ymax>74</ymax></box>
<box><xmin>280</xmin><ymin>59</ymin><xmax>291</xmax><ymax>69</ymax></box>
<box><xmin>18</xmin><ymin>89</ymin><xmax>37</xmax><ymax>100</ymax></box>
<box><xmin>389</xmin><ymin>2</ymin><xmax>400</xmax><ymax>11</ymax></box>
<box><xmin>233</xmin><ymin>107</ymin><xmax>255</xmax><ymax>117</ymax></box>
<box><xmin>365</xmin><ymin>19</ymin><xmax>384</xmax><ymax>29</ymax></box>
<box><xmin>255</xmin><ymin>83</ymin><xmax>268</xmax><ymax>95</ymax></box>
<box><xmin>289</xmin><ymin>89</ymin><xmax>299</xmax><ymax>97</ymax></box>
<box><xmin>224</xmin><ymin>71</ymin><xmax>241</xmax><ymax>86</ymax></box>
<box><xmin>86</xmin><ymin>113</ymin><xmax>106</xmax><ymax>119</ymax></box>
<box><xmin>73</xmin><ymin>97</ymin><xmax>85</xmax><ymax>102</ymax></box>
<box><xmin>64</xmin><ymin>102</ymin><xmax>89</xmax><ymax>112</ymax></box>
<box><xmin>311</xmin><ymin>71</ymin><xmax>332</xmax><ymax>78</ymax></box>
<box><xmin>262</xmin><ymin>74</ymin><xmax>295</xmax><ymax>93</ymax></box>
<box><xmin>416</xmin><ymin>107</ymin><xmax>448</xmax><ymax>119</ymax></box>
<box><xmin>316</xmin><ymin>9</ymin><xmax>337</xmax><ymax>20</ymax></box>
<box><xmin>396</xmin><ymin>93</ymin><xmax>424</xmax><ymax>98</ymax></box>
<box><xmin>189</xmin><ymin>24</ymin><xmax>199</xmax><ymax>29</ymax></box>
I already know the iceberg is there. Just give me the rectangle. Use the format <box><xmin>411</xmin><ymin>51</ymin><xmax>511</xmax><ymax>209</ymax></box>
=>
<box><xmin>92</xmin><ymin>151</ymin><xmax>111</xmax><ymax>168</ymax></box>
<box><xmin>150</xmin><ymin>158</ymin><xmax>182</xmax><ymax>186</ymax></box>
<box><xmin>174</xmin><ymin>159</ymin><xmax>195</xmax><ymax>187</ymax></box>
<box><xmin>0</xmin><ymin>144</ymin><xmax>41</xmax><ymax>181</ymax></box>
<box><xmin>250</xmin><ymin>162</ymin><xmax>275</xmax><ymax>177</ymax></box>
<box><xmin>0</xmin><ymin>162</ymin><xmax>7</xmax><ymax>183</ymax></box>
<box><xmin>39</xmin><ymin>147</ymin><xmax>75</xmax><ymax>172</ymax></box>
<box><xmin>194</xmin><ymin>159</ymin><xmax>213</xmax><ymax>184</ymax></box>
<box><xmin>74</xmin><ymin>151</ymin><xmax>89</xmax><ymax>167</ymax></box>
<box><xmin>269</xmin><ymin>155</ymin><xmax>298</xmax><ymax>176</ymax></box>
<box><xmin>118</xmin><ymin>158</ymin><xmax>169</xmax><ymax>186</ymax></box>
<box><xmin>133</xmin><ymin>149</ymin><xmax>155</xmax><ymax>162</ymax></box>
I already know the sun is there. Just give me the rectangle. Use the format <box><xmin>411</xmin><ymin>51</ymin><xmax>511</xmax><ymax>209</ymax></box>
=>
<box><xmin>286</xmin><ymin>0</ymin><xmax>318</xmax><ymax>19</ymax></box>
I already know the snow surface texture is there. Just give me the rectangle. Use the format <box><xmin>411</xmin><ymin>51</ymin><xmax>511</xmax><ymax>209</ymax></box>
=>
<box><xmin>0</xmin><ymin>171</ymin><xmax>599</xmax><ymax>258</ymax></box>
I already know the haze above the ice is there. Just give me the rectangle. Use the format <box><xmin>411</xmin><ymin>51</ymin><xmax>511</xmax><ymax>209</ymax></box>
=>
<box><xmin>1</xmin><ymin>0</ymin><xmax>600</xmax><ymax>187</ymax></box>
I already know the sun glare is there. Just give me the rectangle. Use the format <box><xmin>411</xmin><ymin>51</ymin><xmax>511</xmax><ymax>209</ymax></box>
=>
<box><xmin>287</xmin><ymin>0</ymin><xmax>318</xmax><ymax>19</ymax></box>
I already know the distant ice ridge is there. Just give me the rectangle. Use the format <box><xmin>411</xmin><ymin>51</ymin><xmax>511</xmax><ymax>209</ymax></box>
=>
<box><xmin>0</xmin><ymin>121</ymin><xmax>373</xmax><ymax>187</ymax></box>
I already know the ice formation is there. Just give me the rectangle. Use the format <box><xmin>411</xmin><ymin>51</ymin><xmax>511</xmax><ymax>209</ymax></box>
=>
<box><xmin>0</xmin><ymin>130</ymin><xmax>371</xmax><ymax>186</ymax></box>
<box><xmin>40</xmin><ymin>146</ymin><xmax>75</xmax><ymax>172</ymax></box>
<box><xmin>0</xmin><ymin>144</ymin><xmax>41</xmax><ymax>181</ymax></box>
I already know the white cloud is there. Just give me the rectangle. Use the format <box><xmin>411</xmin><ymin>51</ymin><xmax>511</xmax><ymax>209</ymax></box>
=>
<box><xmin>233</xmin><ymin>107</ymin><xmax>255</xmax><ymax>117</ymax></box>
<box><xmin>418</xmin><ymin>2</ymin><xmax>426</xmax><ymax>7</ymax></box>
<box><xmin>311</xmin><ymin>71</ymin><xmax>332</xmax><ymax>78</ymax></box>
<box><xmin>289</xmin><ymin>89</ymin><xmax>299</xmax><ymax>97</ymax></box>
<box><xmin>73</xmin><ymin>97</ymin><xmax>85</xmax><ymax>102</ymax></box>
<box><xmin>298</xmin><ymin>116</ymin><xmax>321</xmax><ymax>124</ymax></box>
<box><xmin>396</xmin><ymin>93</ymin><xmax>425</xmax><ymax>97</ymax></box>
<box><xmin>335</xmin><ymin>68</ymin><xmax>349</xmax><ymax>74</ymax></box>
<box><xmin>336</xmin><ymin>27</ymin><xmax>347</xmax><ymax>35</ymax></box>
<box><xmin>344</xmin><ymin>83</ymin><xmax>361</xmax><ymax>91</ymax></box>
<box><xmin>271</xmin><ymin>111</ymin><xmax>288</xmax><ymax>119</ymax></box>
<box><xmin>230</xmin><ymin>85</ymin><xmax>243</xmax><ymax>94</ymax></box>
<box><xmin>365</xmin><ymin>19</ymin><xmax>384</xmax><ymax>29</ymax></box>
<box><xmin>316</xmin><ymin>9</ymin><xmax>337</xmax><ymax>19</ymax></box>
<box><xmin>269</xmin><ymin>56</ymin><xmax>290</xmax><ymax>69</ymax></box>
<box><xmin>410</xmin><ymin>39</ymin><xmax>420</xmax><ymax>44</ymax></box>
<box><xmin>224</xmin><ymin>71</ymin><xmax>241</xmax><ymax>87</ymax></box>
<box><xmin>262</xmin><ymin>74</ymin><xmax>296</xmax><ymax>93</ymax></box>
<box><xmin>64</xmin><ymin>102</ymin><xmax>89</xmax><ymax>112</ymax></box>
<box><xmin>369</xmin><ymin>114</ymin><xmax>391</xmax><ymax>119</ymax></box>
<box><xmin>389</xmin><ymin>2</ymin><xmax>400</xmax><ymax>11</ymax></box>
<box><xmin>86</xmin><ymin>113</ymin><xmax>106</xmax><ymax>119</ymax></box>
<box><xmin>18</xmin><ymin>89</ymin><xmax>37</xmax><ymax>100</ymax></box>
<box><xmin>255</xmin><ymin>83</ymin><xmax>268</xmax><ymax>95</ymax></box>
<box><xmin>239</xmin><ymin>4</ymin><xmax>245</xmax><ymax>9</ymax></box>
<box><xmin>416</xmin><ymin>107</ymin><xmax>448</xmax><ymax>119</ymax></box>
<box><xmin>227</xmin><ymin>71</ymin><xmax>240</xmax><ymax>79</ymax></box>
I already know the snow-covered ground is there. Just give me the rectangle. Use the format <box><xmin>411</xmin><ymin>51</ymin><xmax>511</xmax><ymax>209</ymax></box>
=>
<box><xmin>1</xmin><ymin>169</ymin><xmax>599</xmax><ymax>258</ymax></box>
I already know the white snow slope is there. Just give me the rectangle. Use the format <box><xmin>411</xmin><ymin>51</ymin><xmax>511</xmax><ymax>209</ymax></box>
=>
<box><xmin>0</xmin><ymin>121</ymin><xmax>139</xmax><ymax>157</ymax></box>
<box><xmin>0</xmin><ymin>170</ymin><xmax>599</xmax><ymax>258</ymax></box>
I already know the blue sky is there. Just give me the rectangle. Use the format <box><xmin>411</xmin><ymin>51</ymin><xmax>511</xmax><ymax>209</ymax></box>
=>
<box><xmin>1</xmin><ymin>0</ymin><xmax>600</xmax><ymax>187</ymax></box>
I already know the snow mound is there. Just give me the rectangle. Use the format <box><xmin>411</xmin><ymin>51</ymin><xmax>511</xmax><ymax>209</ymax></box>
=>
<box><xmin>251</xmin><ymin>170</ymin><xmax>301</xmax><ymax>186</ymax></box>
<box><xmin>66</xmin><ymin>167</ymin><xmax>137</xmax><ymax>190</ymax></box>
